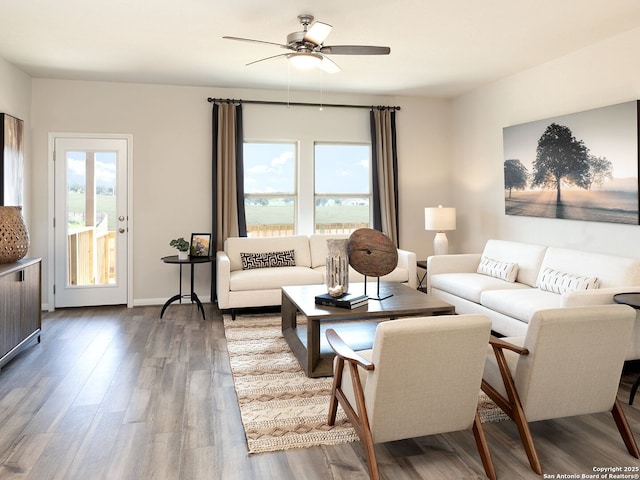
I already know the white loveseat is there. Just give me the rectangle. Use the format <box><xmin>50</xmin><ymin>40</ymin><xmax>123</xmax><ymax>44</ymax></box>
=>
<box><xmin>427</xmin><ymin>239</ymin><xmax>640</xmax><ymax>360</ymax></box>
<box><xmin>216</xmin><ymin>234</ymin><xmax>417</xmax><ymax>317</ymax></box>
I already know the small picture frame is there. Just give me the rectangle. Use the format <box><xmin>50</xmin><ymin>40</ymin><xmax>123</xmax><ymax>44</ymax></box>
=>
<box><xmin>190</xmin><ymin>233</ymin><xmax>211</xmax><ymax>257</ymax></box>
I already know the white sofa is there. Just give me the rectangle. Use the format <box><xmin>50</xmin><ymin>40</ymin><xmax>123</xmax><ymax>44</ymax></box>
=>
<box><xmin>427</xmin><ymin>239</ymin><xmax>640</xmax><ymax>360</ymax></box>
<box><xmin>216</xmin><ymin>234</ymin><xmax>417</xmax><ymax>317</ymax></box>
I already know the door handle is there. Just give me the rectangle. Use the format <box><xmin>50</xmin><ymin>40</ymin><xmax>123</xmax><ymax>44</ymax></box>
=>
<box><xmin>119</xmin><ymin>228</ymin><xmax>126</xmax><ymax>234</ymax></box>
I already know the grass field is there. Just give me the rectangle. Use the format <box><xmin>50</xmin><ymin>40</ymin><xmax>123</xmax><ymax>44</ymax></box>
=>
<box><xmin>67</xmin><ymin>196</ymin><xmax>369</xmax><ymax>230</ymax></box>
<box><xmin>68</xmin><ymin>192</ymin><xmax>117</xmax><ymax>230</ymax></box>
<box><xmin>505</xmin><ymin>189</ymin><xmax>638</xmax><ymax>224</ymax></box>
<box><xmin>246</xmin><ymin>205</ymin><xmax>369</xmax><ymax>224</ymax></box>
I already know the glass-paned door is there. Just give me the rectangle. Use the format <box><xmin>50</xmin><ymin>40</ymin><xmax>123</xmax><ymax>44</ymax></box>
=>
<box><xmin>54</xmin><ymin>136</ymin><xmax>129</xmax><ymax>307</ymax></box>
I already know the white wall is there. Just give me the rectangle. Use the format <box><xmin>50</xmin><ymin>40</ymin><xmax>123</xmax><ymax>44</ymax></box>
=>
<box><xmin>451</xmin><ymin>26</ymin><xmax>640</xmax><ymax>258</ymax></box>
<box><xmin>0</xmin><ymin>58</ymin><xmax>32</xmax><ymax>221</ymax></box>
<box><xmin>27</xmin><ymin>79</ymin><xmax>450</xmax><ymax>306</ymax></box>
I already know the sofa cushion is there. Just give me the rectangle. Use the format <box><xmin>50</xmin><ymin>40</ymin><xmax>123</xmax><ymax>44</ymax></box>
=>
<box><xmin>225</xmin><ymin>235</ymin><xmax>312</xmax><ymax>271</ymax></box>
<box><xmin>309</xmin><ymin>234</ymin><xmax>350</xmax><ymax>268</ymax></box>
<box><xmin>240</xmin><ymin>250</ymin><xmax>295</xmax><ymax>269</ymax></box>
<box><xmin>229</xmin><ymin>266</ymin><xmax>323</xmax><ymax>291</ymax></box>
<box><xmin>536</xmin><ymin>267</ymin><xmax>599</xmax><ymax>294</ymax></box>
<box><xmin>480</xmin><ymin>288</ymin><xmax>562</xmax><ymax>324</ymax></box>
<box><xmin>481</xmin><ymin>240</ymin><xmax>547</xmax><ymax>287</ymax></box>
<box><xmin>311</xmin><ymin>265</ymin><xmax>410</xmax><ymax>285</ymax></box>
<box><xmin>539</xmin><ymin>247</ymin><xmax>640</xmax><ymax>288</ymax></box>
<box><xmin>430</xmin><ymin>272</ymin><xmax>530</xmax><ymax>304</ymax></box>
<box><xmin>477</xmin><ymin>256</ymin><xmax>519</xmax><ymax>283</ymax></box>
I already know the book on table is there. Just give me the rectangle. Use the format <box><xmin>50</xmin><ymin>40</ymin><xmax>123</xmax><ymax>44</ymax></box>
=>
<box><xmin>314</xmin><ymin>292</ymin><xmax>369</xmax><ymax>309</ymax></box>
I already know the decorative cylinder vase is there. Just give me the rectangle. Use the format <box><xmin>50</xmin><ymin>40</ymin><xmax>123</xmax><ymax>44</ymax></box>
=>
<box><xmin>178</xmin><ymin>250</ymin><xmax>189</xmax><ymax>260</ymax></box>
<box><xmin>0</xmin><ymin>206</ymin><xmax>30</xmax><ymax>263</ymax></box>
<box><xmin>325</xmin><ymin>239</ymin><xmax>349</xmax><ymax>297</ymax></box>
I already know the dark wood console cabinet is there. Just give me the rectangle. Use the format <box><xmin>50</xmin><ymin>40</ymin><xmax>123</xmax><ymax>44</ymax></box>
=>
<box><xmin>0</xmin><ymin>258</ymin><xmax>42</xmax><ymax>369</ymax></box>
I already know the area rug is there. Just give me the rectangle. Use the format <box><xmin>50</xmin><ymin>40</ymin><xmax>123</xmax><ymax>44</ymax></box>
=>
<box><xmin>223</xmin><ymin>313</ymin><xmax>508</xmax><ymax>454</ymax></box>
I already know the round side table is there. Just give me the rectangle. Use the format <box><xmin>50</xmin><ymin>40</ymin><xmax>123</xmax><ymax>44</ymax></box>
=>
<box><xmin>160</xmin><ymin>255</ymin><xmax>213</xmax><ymax>320</ymax></box>
<box><xmin>613</xmin><ymin>292</ymin><xmax>640</xmax><ymax>405</ymax></box>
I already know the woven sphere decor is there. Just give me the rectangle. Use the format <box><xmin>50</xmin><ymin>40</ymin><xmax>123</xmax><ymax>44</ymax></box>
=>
<box><xmin>0</xmin><ymin>206</ymin><xmax>30</xmax><ymax>263</ymax></box>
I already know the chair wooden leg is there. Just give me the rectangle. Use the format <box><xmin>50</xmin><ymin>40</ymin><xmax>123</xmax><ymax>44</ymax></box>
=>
<box><xmin>472</xmin><ymin>413</ymin><xmax>497</xmax><ymax>480</ymax></box>
<box><xmin>508</xmin><ymin>390</ymin><xmax>542</xmax><ymax>474</ymax></box>
<box><xmin>327</xmin><ymin>358</ymin><xmax>344</xmax><ymax>426</ymax></box>
<box><xmin>360</xmin><ymin>424</ymin><xmax>380</xmax><ymax>480</ymax></box>
<box><xmin>490</xmin><ymin>347</ymin><xmax>543</xmax><ymax>475</ymax></box>
<box><xmin>345</xmin><ymin>362</ymin><xmax>379</xmax><ymax>480</ymax></box>
<box><xmin>611</xmin><ymin>398</ymin><xmax>640</xmax><ymax>458</ymax></box>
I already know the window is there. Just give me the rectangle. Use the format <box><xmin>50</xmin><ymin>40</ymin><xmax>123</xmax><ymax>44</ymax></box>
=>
<box><xmin>315</xmin><ymin>143</ymin><xmax>371</xmax><ymax>234</ymax></box>
<box><xmin>243</xmin><ymin>142</ymin><xmax>296</xmax><ymax>237</ymax></box>
<box><xmin>242</xmin><ymin>141</ymin><xmax>372</xmax><ymax>237</ymax></box>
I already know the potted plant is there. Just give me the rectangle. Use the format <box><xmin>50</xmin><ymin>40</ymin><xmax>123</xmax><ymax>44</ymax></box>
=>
<box><xmin>170</xmin><ymin>237</ymin><xmax>190</xmax><ymax>260</ymax></box>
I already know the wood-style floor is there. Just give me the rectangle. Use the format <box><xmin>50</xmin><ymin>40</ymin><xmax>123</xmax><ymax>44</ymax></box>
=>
<box><xmin>0</xmin><ymin>303</ymin><xmax>639</xmax><ymax>479</ymax></box>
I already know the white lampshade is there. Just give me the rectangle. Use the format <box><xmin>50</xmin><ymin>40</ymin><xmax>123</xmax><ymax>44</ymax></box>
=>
<box><xmin>424</xmin><ymin>206</ymin><xmax>456</xmax><ymax>232</ymax></box>
<box><xmin>288</xmin><ymin>52</ymin><xmax>323</xmax><ymax>70</ymax></box>
<box><xmin>424</xmin><ymin>206</ymin><xmax>456</xmax><ymax>256</ymax></box>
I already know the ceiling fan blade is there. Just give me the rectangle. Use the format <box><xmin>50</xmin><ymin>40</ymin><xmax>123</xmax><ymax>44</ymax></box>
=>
<box><xmin>319</xmin><ymin>56</ymin><xmax>341</xmax><ymax>74</ymax></box>
<box><xmin>246</xmin><ymin>53</ymin><xmax>289</xmax><ymax>66</ymax></box>
<box><xmin>223</xmin><ymin>36</ymin><xmax>289</xmax><ymax>49</ymax></box>
<box><xmin>304</xmin><ymin>21</ymin><xmax>332</xmax><ymax>45</ymax></box>
<box><xmin>320</xmin><ymin>45</ymin><xmax>391</xmax><ymax>55</ymax></box>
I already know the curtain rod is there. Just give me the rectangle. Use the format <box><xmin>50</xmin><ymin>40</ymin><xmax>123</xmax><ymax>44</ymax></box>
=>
<box><xmin>207</xmin><ymin>97</ymin><xmax>400</xmax><ymax>111</ymax></box>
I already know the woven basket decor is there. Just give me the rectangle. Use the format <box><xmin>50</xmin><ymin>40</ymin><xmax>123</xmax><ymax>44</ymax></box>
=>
<box><xmin>0</xmin><ymin>206</ymin><xmax>30</xmax><ymax>263</ymax></box>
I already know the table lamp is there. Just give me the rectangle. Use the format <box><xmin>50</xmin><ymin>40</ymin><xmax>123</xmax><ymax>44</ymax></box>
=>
<box><xmin>424</xmin><ymin>205</ymin><xmax>456</xmax><ymax>255</ymax></box>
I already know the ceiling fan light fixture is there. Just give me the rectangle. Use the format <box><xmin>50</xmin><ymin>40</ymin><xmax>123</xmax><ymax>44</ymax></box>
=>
<box><xmin>288</xmin><ymin>52</ymin><xmax>323</xmax><ymax>70</ymax></box>
<box><xmin>304</xmin><ymin>21</ymin><xmax>332</xmax><ymax>45</ymax></box>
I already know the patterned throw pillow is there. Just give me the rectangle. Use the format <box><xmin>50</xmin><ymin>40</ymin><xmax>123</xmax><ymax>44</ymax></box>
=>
<box><xmin>477</xmin><ymin>256</ymin><xmax>519</xmax><ymax>283</ymax></box>
<box><xmin>537</xmin><ymin>267</ymin><xmax>600</xmax><ymax>294</ymax></box>
<box><xmin>240</xmin><ymin>250</ymin><xmax>296</xmax><ymax>270</ymax></box>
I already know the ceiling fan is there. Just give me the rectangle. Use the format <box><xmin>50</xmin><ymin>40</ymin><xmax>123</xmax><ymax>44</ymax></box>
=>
<box><xmin>223</xmin><ymin>14</ymin><xmax>391</xmax><ymax>74</ymax></box>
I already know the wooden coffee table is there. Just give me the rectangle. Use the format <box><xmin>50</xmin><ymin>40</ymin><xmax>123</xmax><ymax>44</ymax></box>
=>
<box><xmin>281</xmin><ymin>282</ymin><xmax>455</xmax><ymax>377</ymax></box>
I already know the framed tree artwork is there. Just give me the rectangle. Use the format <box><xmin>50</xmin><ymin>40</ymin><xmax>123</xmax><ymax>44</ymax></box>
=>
<box><xmin>0</xmin><ymin>113</ymin><xmax>24</xmax><ymax>206</ymax></box>
<box><xmin>503</xmin><ymin>101</ymin><xmax>639</xmax><ymax>225</ymax></box>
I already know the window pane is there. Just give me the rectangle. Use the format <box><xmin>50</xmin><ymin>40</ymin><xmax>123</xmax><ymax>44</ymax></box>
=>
<box><xmin>244</xmin><ymin>143</ymin><xmax>295</xmax><ymax>194</ymax></box>
<box><xmin>315</xmin><ymin>197</ymin><xmax>370</xmax><ymax>234</ymax></box>
<box><xmin>245</xmin><ymin>197</ymin><xmax>295</xmax><ymax>237</ymax></box>
<box><xmin>315</xmin><ymin>144</ymin><xmax>370</xmax><ymax>194</ymax></box>
<box><xmin>315</xmin><ymin>144</ymin><xmax>371</xmax><ymax>233</ymax></box>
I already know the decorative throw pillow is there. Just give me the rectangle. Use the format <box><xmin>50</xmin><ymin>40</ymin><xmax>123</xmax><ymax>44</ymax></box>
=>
<box><xmin>240</xmin><ymin>250</ymin><xmax>296</xmax><ymax>270</ymax></box>
<box><xmin>537</xmin><ymin>267</ymin><xmax>600</xmax><ymax>294</ymax></box>
<box><xmin>477</xmin><ymin>256</ymin><xmax>519</xmax><ymax>283</ymax></box>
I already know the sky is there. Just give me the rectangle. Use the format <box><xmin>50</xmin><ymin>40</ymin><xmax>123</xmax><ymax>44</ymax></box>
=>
<box><xmin>66</xmin><ymin>151</ymin><xmax>117</xmax><ymax>189</ymax></box>
<box><xmin>243</xmin><ymin>142</ymin><xmax>370</xmax><ymax>195</ymax></box>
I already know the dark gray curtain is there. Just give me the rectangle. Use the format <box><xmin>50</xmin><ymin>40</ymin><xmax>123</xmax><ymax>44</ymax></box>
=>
<box><xmin>370</xmin><ymin>108</ymin><xmax>399</xmax><ymax>246</ymax></box>
<box><xmin>212</xmin><ymin>101</ymin><xmax>244</xmax><ymax>301</ymax></box>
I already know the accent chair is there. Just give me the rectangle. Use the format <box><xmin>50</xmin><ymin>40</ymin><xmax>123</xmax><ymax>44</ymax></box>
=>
<box><xmin>326</xmin><ymin>314</ymin><xmax>496</xmax><ymax>480</ymax></box>
<box><xmin>481</xmin><ymin>304</ymin><xmax>640</xmax><ymax>474</ymax></box>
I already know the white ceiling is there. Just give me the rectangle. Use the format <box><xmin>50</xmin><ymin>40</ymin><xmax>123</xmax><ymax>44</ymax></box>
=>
<box><xmin>2</xmin><ymin>0</ymin><xmax>640</xmax><ymax>98</ymax></box>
